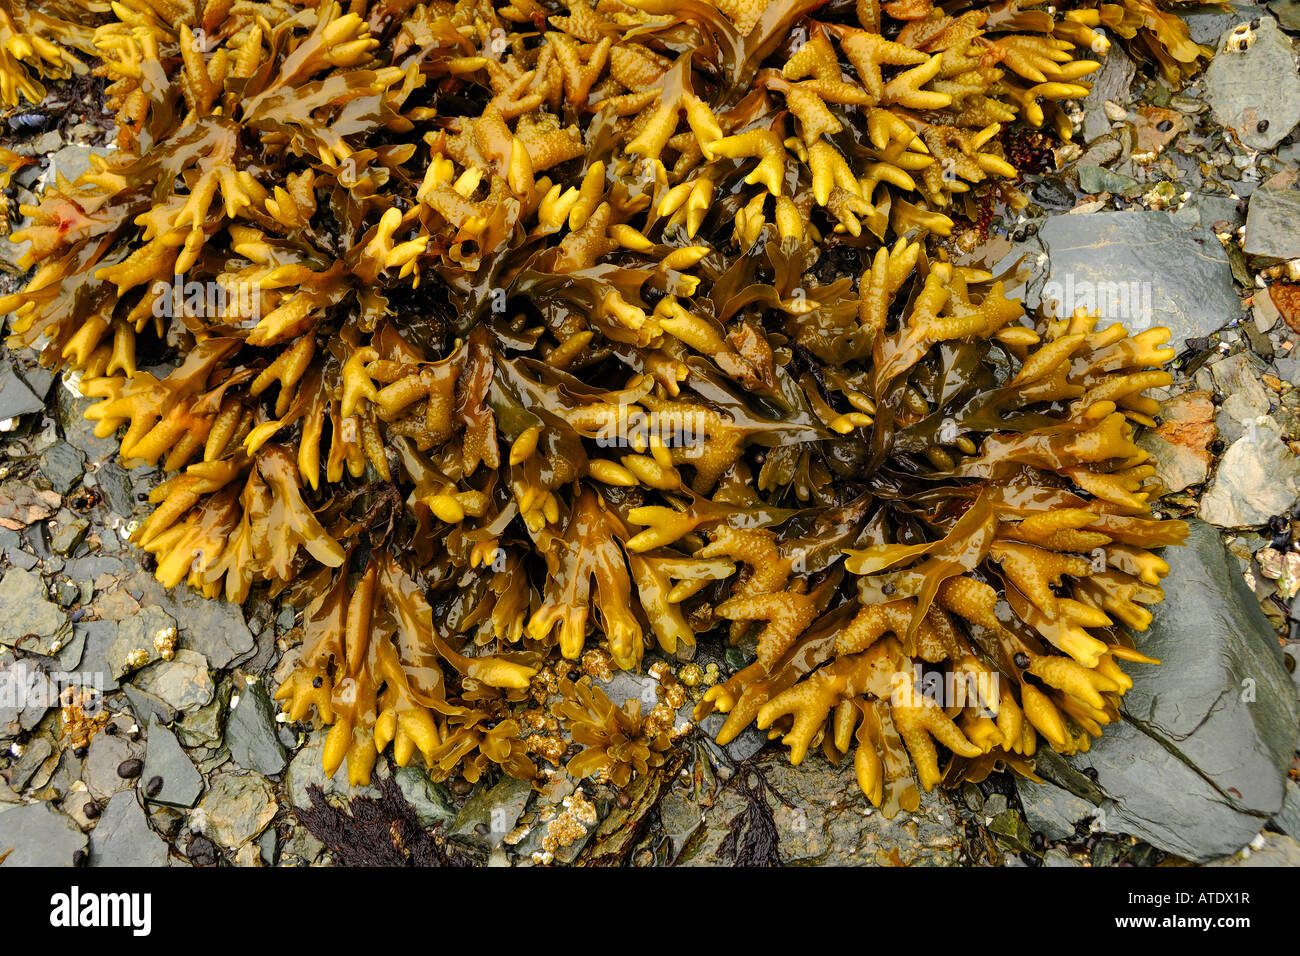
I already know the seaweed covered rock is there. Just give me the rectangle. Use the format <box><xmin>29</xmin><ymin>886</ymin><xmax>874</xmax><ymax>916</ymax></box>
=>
<box><xmin>0</xmin><ymin>0</ymin><xmax>1201</xmax><ymax>815</ymax></box>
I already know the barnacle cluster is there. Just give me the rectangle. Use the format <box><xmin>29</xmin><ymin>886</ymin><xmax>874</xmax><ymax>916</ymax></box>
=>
<box><xmin>3</xmin><ymin>0</ymin><xmax>1192</xmax><ymax>813</ymax></box>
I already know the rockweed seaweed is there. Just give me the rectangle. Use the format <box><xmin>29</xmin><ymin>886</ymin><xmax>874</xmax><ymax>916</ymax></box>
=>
<box><xmin>1</xmin><ymin>0</ymin><xmax>1195</xmax><ymax>821</ymax></box>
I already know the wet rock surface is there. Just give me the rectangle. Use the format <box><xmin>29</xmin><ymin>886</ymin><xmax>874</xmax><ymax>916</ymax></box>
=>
<box><xmin>1204</xmin><ymin>15</ymin><xmax>1300</xmax><ymax>152</ymax></box>
<box><xmin>89</xmin><ymin>791</ymin><xmax>170</xmax><ymax>867</ymax></box>
<box><xmin>1030</xmin><ymin>212</ymin><xmax>1241</xmax><ymax>342</ymax></box>
<box><xmin>0</xmin><ymin>800</ymin><xmax>87</xmax><ymax>867</ymax></box>
<box><xmin>142</xmin><ymin>718</ymin><xmax>203</xmax><ymax>809</ymax></box>
<box><xmin>1064</xmin><ymin>521</ymin><xmax>1298</xmax><ymax>861</ymax></box>
<box><xmin>194</xmin><ymin>772</ymin><xmax>277</xmax><ymax>850</ymax></box>
<box><xmin>1243</xmin><ymin>167</ymin><xmax>1300</xmax><ymax>261</ymax></box>
<box><xmin>225</xmin><ymin>680</ymin><xmax>287</xmax><ymax>776</ymax></box>
<box><xmin>1200</xmin><ymin>418</ymin><xmax>1300</xmax><ymax>525</ymax></box>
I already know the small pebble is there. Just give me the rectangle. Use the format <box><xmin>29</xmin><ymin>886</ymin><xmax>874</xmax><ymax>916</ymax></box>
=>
<box><xmin>186</xmin><ymin>835</ymin><xmax>218</xmax><ymax>866</ymax></box>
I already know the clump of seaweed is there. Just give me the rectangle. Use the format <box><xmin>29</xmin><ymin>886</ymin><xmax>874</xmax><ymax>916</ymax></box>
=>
<box><xmin>294</xmin><ymin>776</ymin><xmax>457</xmax><ymax>865</ymax></box>
<box><xmin>552</xmin><ymin>675</ymin><xmax>672</xmax><ymax>786</ymax></box>
<box><xmin>2</xmin><ymin>0</ymin><xmax>1193</xmax><ymax>813</ymax></box>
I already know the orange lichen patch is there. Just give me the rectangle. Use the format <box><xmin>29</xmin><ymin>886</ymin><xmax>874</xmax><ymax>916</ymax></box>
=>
<box><xmin>0</xmin><ymin>0</ymin><xmax>1199</xmax><ymax>801</ymax></box>
<box><xmin>1151</xmin><ymin>389</ymin><xmax>1216</xmax><ymax>469</ymax></box>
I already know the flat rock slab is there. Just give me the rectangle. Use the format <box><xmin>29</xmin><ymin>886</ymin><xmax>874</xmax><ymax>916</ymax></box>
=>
<box><xmin>225</xmin><ymin>681</ymin><xmax>287</xmax><ymax>776</ymax></box>
<box><xmin>89</xmin><ymin>791</ymin><xmax>169</xmax><ymax>867</ymax></box>
<box><xmin>107</xmin><ymin>605</ymin><xmax>175</xmax><ymax>679</ymax></box>
<box><xmin>142</xmin><ymin>717</ymin><xmax>203</xmax><ymax>808</ymax></box>
<box><xmin>132</xmin><ymin>650</ymin><xmax>214</xmax><ymax>712</ymax></box>
<box><xmin>1066</xmin><ymin>520</ymin><xmax>1300</xmax><ymax>861</ymax></box>
<box><xmin>1244</xmin><ymin>167</ymin><xmax>1300</xmax><ymax>261</ymax></box>
<box><xmin>1031</xmin><ymin>211</ymin><xmax>1241</xmax><ymax>344</ymax></box>
<box><xmin>0</xmin><ymin>568</ymin><xmax>67</xmax><ymax>654</ymax></box>
<box><xmin>126</xmin><ymin>571</ymin><xmax>254</xmax><ymax>670</ymax></box>
<box><xmin>195</xmin><ymin>772</ymin><xmax>277</xmax><ymax>849</ymax></box>
<box><xmin>1199</xmin><ymin>418</ymin><xmax>1300</xmax><ymax>527</ymax></box>
<box><xmin>1205</xmin><ymin>15</ymin><xmax>1300</xmax><ymax>152</ymax></box>
<box><xmin>38</xmin><ymin>443</ymin><xmax>85</xmax><ymax>496</ymax></box>
<box><xmin>0</xmin><ymin>659</ymin><xmax>53</xmax><ymax>738</ymax></box>
<box><xmin>82</xmin><ymin>724</ymin><xmax>145</xmax><ymax>802</ymax></box>
<box><xmin>0</xmin><ymin>362</ymin><xmax>45</xmax><ymax>421</ymax></box>
<box><xmin>1017</xmin><ymin>777</ymin><xmax>1100</xmax><ymax>841</ymax></box>
<box><xmin>0</xmin><ymin>800</ymin><xmax>87</xmax><ymax>866</ymax></box>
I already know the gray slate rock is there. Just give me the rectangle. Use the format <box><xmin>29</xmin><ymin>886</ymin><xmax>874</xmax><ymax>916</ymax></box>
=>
<box><xmin>108</xmin><ymin>605</ymin><xmax>175</xmax><ymax>679</ymax></box>
<box><xmin>128</xmin><ymin>572</ymin><xmax>254</xmax><ymax>669</ymax></box>
<box><xmin>393</xmin><ymin>766</ymin><xmax>457</xmax><ymax>828</ymax></box>
<box><xmin>1244</xmin><ymin>168</ymin><xmax>1300</xmax><ymax>261</ymax></box>
<box><xmin>1209</xmin><ymin>832</ymin><xmax>1300</xmax><ymax>866</ymax></box>
<box><xmin>132</xmin><ymin>650</ymin><xmax>214</xmax><ymax>712</ymax></box>
<box><xmin>0</xmin><ymin>659</ymin><xmax>54</xmax><ymax>737</ymax></box>
<box><xmin>1016</xmin><ymin>777</ymin><xmax>1101</xmax><ymax>841</ymax></box>
<box><xmin>1185</xmin><ymin>1</ymin><xmax>1258</xmax><ymax>44</ymax></box>
<box><xmin>1067</xmin><ymin>520</ymin><xmax>1300</xmax><ymax>861</ymax></box>
<box><xmin>1273</xmin><ymin>778</ymin><xmax>1300</xmax><ymax>841</ymax></box>
<box><xmin>0</xmin><ymin>801</ymin><xmax>87</xmax><ymax>866</ymax></box>
<box><xmin>38</xmin><ymin>443</ymin><xmax>85</xmax><ymax>496</ymax></box>
<box><xmin>13</xmin><ymin>365</ymin><xmax>53</xmax><ymax>403</ymax></box>
<box><xmin>0</xmin><ymin>362</ymin><xmax>45</xmax><ymax>421</ymax></box>
<box><xmin>1205</xmin><ymin>15</ymin><xmax>1300</xmax><ymax>151</ymax></box>
<box><xmin>1270</xmin><ymin>0</ymin><xmax>1300</xmax><ymax>31</ymax></box>
<box><xmin>1199</xmin><ymin>418</ymin><xmax>1300</xmax><ymax>527</ymax></box>
<box><xmin>449</xmin><ymin>775</ymin><xmax>533</xmax><ymax>850</ymax></box>
<box><xmin>122</xmin><ymin>682</ymin><xmax>177</xmax><ymax>728</ymax></box>
<box><xmin>0</xmin><ymin>568</ymin><xmax>67</xmax><ymax>654</ymax></box>
<box><xmin>94</xmin><ymin>462</ymin><xmax>137</xmax><ymax>518</ymax></box>
<box><xmin>89</xmin><ymin>791</ymin><xmax>169</xmax><ymax>866</ymax></box>
<box><xmin>226</xmin><ymin>681</ymin><xmax>286</xmax><ymax>776</ymax></box>
<box><xmin>82</xmin><ymin>724</ymin><xmax>144</xmax><ymax>802</ymax></box>
<box><xmin>8</xmin><ymin>736</ymin><xmax>54</xmax><ymax>790</ymax></box>
<box><xmin>195</xmin><ymin>772</ymin><xmax>277</xmax><ymax>849</ymax></box>
<box><xmin>1081</xmin><ymin>47</ymin><xmax>1135</xmax><ymax>143</ymax></box>
<box><xmin>142</xmin><ymin>717</ymin><xmax>203</xmax><ymax>808</ymax></box>
<box><xmin>56</xmin><ymin>388</ymin><xmax>119</xmax><ymax>463</ymax></box>
<box><xmin>1033</xmin><ymin>211</ymin><xmax>1241</xmax><ymax>345</ymax></box>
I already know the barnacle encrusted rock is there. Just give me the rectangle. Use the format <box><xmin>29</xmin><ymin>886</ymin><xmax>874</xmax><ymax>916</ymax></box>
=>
<box><xmin>2</xmin><ymin>0</ymin><xmax>1194</xmax><ymax>813</ymax></box>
